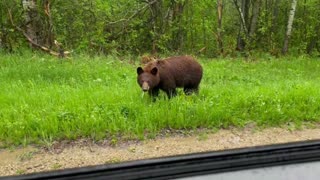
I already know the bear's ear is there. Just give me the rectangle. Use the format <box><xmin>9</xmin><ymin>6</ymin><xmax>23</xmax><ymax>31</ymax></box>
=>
<box><xmin>137</xmin><ymin>67</ymin><xmax>144</xmax><ymax>75</ymax></box>
<box><xmin>150</xmin><ymin>67</ymin><xmax>158</xmax><ymax>75</ymax></box>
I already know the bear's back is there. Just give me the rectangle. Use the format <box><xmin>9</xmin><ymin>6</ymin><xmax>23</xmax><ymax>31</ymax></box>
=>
<box><xmin>164</xmin><ymin>55</ymin><xmax>202</xmax><ymax>74</ymax></box>
<box><xmin>159</xmin><ymin>56</ymin><xmax>203</xmax><ymax>87</ymax></box>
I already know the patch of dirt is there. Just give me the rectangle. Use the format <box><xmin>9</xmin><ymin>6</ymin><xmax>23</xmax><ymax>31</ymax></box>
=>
<box><xmin>1</xmin><ymin>127</ymin><xmax>320</xmax><ymax>177</ymax></box>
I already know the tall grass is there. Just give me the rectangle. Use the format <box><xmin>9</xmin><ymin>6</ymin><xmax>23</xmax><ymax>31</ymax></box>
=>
<box><xmin>1</xmin><ymin>53</ymin><xmax>320</xmax><ymax>146</ymax></box>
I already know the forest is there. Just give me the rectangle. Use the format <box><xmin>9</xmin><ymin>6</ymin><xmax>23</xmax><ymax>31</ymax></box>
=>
<box><xmin>0</xmin><ymin>0</ymin><xmax>319</xmax><ymax>57</ymax></box>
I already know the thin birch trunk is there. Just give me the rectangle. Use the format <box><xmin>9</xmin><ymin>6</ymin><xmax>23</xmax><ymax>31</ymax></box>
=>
<box><xmin>234</xmin><ymin>0</ymin><xmax>249</xmax><ymax>51</ymax></box>
<box><xmin>217</xmin><ymin>0</ymin><xmax>224</xmax><ymax>54</ymax></box>
<box><xmin>282</xmin><ymin>0</ymin><xmax>298</xmax><ymax>55</ymax></box>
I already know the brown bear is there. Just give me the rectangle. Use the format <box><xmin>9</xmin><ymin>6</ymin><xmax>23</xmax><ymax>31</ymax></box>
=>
<box><xmin>137</xmin><ymin>56</ymin><xmax>203</xmax><ymax>99</ymax></box>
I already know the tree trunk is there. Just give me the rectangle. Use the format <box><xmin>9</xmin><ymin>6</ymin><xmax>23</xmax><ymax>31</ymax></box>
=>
<box><xmin>234</xmin><ymin>0</ymin><xmax>249</xmax><ymax>51</ymax></box>
<box><xmin>271</xmin><ymin>0</ymin><xmax>280</xmax><ymax>34</ymax></box>
<box><xmin>217</xmin><ymin>0</ymin><xmax>224</xmax><ymax>54</ymax></box>
<box><xmin>22</xmin><ymin>0</ymin><xmax>43</xmax><ymax>47</ymax></box>
<box><xmin>0</xmin><ymin>30</ymin><xmax>3</xmax><ymax>50</ymax></box>
<box><xmin>306</xmin><ymin>24</ymin><xmax>320</xmax><ymax>54</ymax></box>
<box><xmin>282</xmin><ymin>0</ymin><xmax>298</xmax><ymax>55</ymax></box>
<box><xmin>190</xmin><ymin>0</ymin><xmax>195</xmax><ymax>52</ymax></box>
<box><xmin>249</xmin><ymin>0</ymin><xmax>261</xmax><ymax>38</ymax></box>
<box><xmin>148</xmin><ymin>0</ymin><xmax>163</xmax><ymax>55</ymax></box>
<box><xmin>170</xmin><ymin>0</ymin><xmax>186</xmax><ymax>52</ymax></box>
<box><xmin>43</xmin><ymin>0</ymin><xmax>54</xmax><ymax>48</ymax></box>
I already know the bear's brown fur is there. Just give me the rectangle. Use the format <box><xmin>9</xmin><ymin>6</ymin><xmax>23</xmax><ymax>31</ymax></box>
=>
<box><xmin>137</xmin><ymin>56</ymin><xmax>203</xmax><ymax>99</ymax></box>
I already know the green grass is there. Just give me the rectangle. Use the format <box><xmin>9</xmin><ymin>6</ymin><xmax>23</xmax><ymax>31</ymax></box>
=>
<box><xmin>1</xmin><ymin>53</ymin><xmax>320</xmax><ymax>146</ymax></box>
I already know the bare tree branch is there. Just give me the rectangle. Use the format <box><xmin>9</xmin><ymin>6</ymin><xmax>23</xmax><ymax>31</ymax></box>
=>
<box><xmin>8</xmin><ymin>9</ymin><xmax>70</xmax><ymax>58</ymax></box>
<box><xmin>106</xmin><ymin>0</ymin><xmax>159</xmax><ymax>25</ymax></box>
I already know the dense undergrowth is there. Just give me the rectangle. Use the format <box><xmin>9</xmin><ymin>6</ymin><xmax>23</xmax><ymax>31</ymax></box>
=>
<box><xmin>1</xmin><ymin>52</ymin><xmax>320</xmax><ymax>147</ymax></box>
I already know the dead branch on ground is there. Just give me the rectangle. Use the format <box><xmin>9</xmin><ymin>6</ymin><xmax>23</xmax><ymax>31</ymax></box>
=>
<box><xmin>8</xmin><ymin>9</ymin><xmax>70</xmax><ymax>58</ymax></box>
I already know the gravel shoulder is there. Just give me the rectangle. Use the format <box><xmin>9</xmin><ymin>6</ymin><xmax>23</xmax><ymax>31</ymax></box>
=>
<box><xmin>1</xmin><ymin>127</ymin><xmax>320</xmax><ymax>176</ymax></box>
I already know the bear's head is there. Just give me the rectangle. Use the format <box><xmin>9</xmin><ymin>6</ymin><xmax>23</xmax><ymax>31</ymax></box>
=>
<box><xmin>137</xmin><ymin>66</ymin><xmax>160</xmax><ymax>92</ymax></box>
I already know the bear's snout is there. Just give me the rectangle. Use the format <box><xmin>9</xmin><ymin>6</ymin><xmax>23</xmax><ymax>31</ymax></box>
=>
<box><xmin>142</xmin><ymin>82</ymin><xmax>150</xmax><ymax>92</ymax></box>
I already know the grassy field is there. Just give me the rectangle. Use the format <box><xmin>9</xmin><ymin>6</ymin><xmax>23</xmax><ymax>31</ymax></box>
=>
<box><xmin>1</xmin><ymin>52</ymin><xmax>320</xmax><ymax>147</ymax></box>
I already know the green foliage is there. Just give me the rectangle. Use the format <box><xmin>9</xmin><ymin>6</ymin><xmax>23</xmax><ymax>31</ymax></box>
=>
<box><xmin>0</xmin><ymin>0</ymin><xmax>23</xmax><ymax>52</ymax></box>
<box><xmin>1</xmin><ymin>53</ymin><xmax>320</xmax><ymax>146</ymax></box>
<box><xmin>1</xmin><ymin>0</ymin><xmax>319</xmax><ymax>56</ymax></box>
<box><xmin>52</xmin><ymin>0</ymin><xmax>105</xmax><ymax>51</ymax></box>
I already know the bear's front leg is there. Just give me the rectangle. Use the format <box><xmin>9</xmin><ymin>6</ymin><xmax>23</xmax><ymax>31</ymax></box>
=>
<box><xmin>165</xmin><ymin>89</ymin><xmax>177</xmax><ymax>99</ymax></box>
<box><xmin>148</xmin><ymin>88</ymin><xmax>160</xmax><ymax>97</ymax></box>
